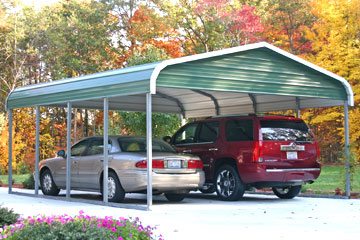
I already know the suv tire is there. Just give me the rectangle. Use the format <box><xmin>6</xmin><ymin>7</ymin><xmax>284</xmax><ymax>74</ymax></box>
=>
<box><xmin>215</xmin><ymin>164</ymin><xmax>245</xmax><ymax>201</ymax></box>
<box><xmin>272</xmin><ymin>185</ymin><xmax>302</xmax><ymax>199</ymax></box>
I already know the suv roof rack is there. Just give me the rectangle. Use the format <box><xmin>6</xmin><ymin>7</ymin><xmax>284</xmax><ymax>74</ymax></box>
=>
<box><xmin>207</xmin><ymin>113</ymin><xmax>296</xmax><ymax>119</ymax></box>
<box><xmin>207</xmin><ymin>114</ymin><xmax>255</xmax><ymax>119</ymax></box>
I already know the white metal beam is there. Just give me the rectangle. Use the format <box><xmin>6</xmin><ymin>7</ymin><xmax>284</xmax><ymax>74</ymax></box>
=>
<box><xmin>35</xmin><ymin>106</ymin><xmax>40</xmax><ymax>195</ymax></box>
<box><xmin>66</xmin><ymin>102</ymin><xmax>72</xmax><ymax>199</ymax></box>
<box><xmin>8</xmin><ymin>109</ymin><xmax>13</xmax><ymax>194</ymax></box>
<box><xmin>146</xmin><ymin>93</ymin><xmax>153</xmax><ymax>210</ymax></box>
<box><xmin>103</xmin><ymin>97</ymin><xmax>109</xmax><ymax>203</ymax></box>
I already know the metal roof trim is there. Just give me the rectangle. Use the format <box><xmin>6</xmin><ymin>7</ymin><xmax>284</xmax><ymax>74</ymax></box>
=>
<box><xmin>151</xmin><ymin>42</ymin><xmax>354</xmax><ymax>106</ymax></box>
<box><xmin>6</xmin><ymin>62</ymin><xmax>160</xmax><ymax>110</ymax></box>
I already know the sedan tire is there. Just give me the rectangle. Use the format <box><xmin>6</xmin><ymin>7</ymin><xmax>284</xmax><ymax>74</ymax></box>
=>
<box><xmin>40</xmin><ymin>169</ymin><xmax>60</xmax><ymax>196</ymax></box>
<box><xmin>215</xmin><ymin>164</ymin><xmax>245</xmax><ymax>201</ymax></box>
<box><xmin>102</xmin><ymin>171</ymin><xmax>125</xmax><ymax>203</ymax></box>
<box><xmin>272</xmin><ymin>185</ymin><xmax>302</xmax><ymax>199</ymax></box>
<box><xmin>164</xmin><ymin>193</ymin><xmax>186</xmax><ymax>202</ymax></box>
<box><xmin>199</xmin><ymin>184</ymin><xmax>216</xmax><ymax>194</ymax></box>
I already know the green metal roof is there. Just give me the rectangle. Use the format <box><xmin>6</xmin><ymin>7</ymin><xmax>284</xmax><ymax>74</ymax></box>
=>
<box><xmin>6</xmin><ymin>42</ymin><xmax>353</xmax><ymax>118</ymax></box>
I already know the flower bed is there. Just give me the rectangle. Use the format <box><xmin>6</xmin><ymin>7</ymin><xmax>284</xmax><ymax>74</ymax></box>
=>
<box><xmin>0</xmin><ymin>210</ymin><xmax>163</xmax><ymax>240</ymax></box>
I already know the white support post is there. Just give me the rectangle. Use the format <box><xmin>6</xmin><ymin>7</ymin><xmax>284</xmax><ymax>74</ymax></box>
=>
<box><xmin>344</xmin><ymin>102</ymin><xmax>350</xmax><ymax>198</ymax></box>
<box><xmin>66</xmin><ymin>102</ymin><xmax>72</xmax><ymax>199</ymax></box>
<box><xmin>74</xmin><ymin>108</ymin><xmax>77</xmax><ymax>142</ymax></box>
<box><xmin>296</xmin><ymin>97</ymin><xmax>301</xmax><ymax>118</ymax></box>
<box><xmin>103</xmin><ymin>98</ymin><xmax>109</xmax><ymax>203</ymax></box>
<box><xmin>180</xmin><ymin>114</ymin><xmax>186</xmax><ymax>126</ymax></box>
<box><xmin>146</xmin><ymin>93</ymin><xmax>153</xmax><ymax>210</ymax></box>
<box><xmin>8</xmin><ymin>109</ymin><xmax>13</xmax><ymax>194</ymax></box>
<box><xmin>35</xmin><ymin>106</ymin><xmax>40</xmax><ymax>195</ymax></box>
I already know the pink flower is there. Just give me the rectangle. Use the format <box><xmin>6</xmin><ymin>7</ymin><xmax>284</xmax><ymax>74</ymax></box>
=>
<box><xmin>79</xmin><ymin>210</ymin><xmax>84</xmax><ymax>215</ymax></box>
<box><xmin>111</xmin><ymin>227</ymin><xmax>116</xmax><ymax>232</ymax></box>
<box><xmin>118</xmin><ymin>237</ymin><xmax>123</xmax><ymax>240</ymax></box>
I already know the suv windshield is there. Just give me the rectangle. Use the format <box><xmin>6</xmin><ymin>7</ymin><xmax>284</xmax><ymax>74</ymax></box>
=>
<box><xmin>260</xmin><ymin>120</ymin><xmax>314</xmax><ymax>142</ymax></box>
<box><xmin>118</xmin><ymin>137</ymin><xmax>177</xmax><ymax>153</ymax></box>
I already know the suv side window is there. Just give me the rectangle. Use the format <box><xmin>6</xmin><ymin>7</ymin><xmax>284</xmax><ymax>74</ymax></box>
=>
<box><xmin>198</xmin><ymin>121</ymin><xmax>219</xmax><ymax>143</ymax></box>
<box><xmin>173</xmin><ymin>123</ymin><xmax>199</xmax><ymax>145</ymax></box>
<box><xmin>226</xmin><ymin>119</ymin><xmax>253</xmax><ymax>141</ymax></box>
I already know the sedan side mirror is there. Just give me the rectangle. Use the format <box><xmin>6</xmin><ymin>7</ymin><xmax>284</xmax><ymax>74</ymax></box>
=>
<box><xmin>57</xmin><ymin>150</ymin><xmax>66</xmax><ymax>158</ymax></box>
<box><xmin>162</xmin><ymin>136</ymin><xmax>172</xmax><ymax>144</ymax></box>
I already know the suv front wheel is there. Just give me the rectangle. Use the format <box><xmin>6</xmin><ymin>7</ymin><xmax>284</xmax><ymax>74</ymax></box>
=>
<box><xmin>215</xmin><ymin>164</ymin><xmax>245</xmax><ymax>201</ymax></box>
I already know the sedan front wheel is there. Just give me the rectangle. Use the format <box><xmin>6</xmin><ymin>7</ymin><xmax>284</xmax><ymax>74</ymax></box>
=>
<box><xmin>40</xmin><ymin>169</ymin><xmax>60</xmax><ymax>196</ymax></box>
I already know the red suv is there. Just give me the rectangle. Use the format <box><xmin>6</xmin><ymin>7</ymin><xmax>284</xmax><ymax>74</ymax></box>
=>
<box><xmin>167</xmin><ymin>115</ymin><xmax>321</xmax><ymax>201</ymax></box>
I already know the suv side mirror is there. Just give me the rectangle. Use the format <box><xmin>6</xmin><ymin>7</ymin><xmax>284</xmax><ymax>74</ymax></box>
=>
<box><xmin>162</xmin><ymin>136</ymin><xmax>172</xmax><ymax>144</ymax></box>
<box><xmin>57</xmin><ymin>150</ymin><xmax>66</xmax><ymax>158</ymax></box>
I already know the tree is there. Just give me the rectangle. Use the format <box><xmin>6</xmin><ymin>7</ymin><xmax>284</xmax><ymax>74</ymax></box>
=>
<box><xmin>263</xmin><ymin>0</ymin><xmax>314</xmax><ymax>54</ymax></box>
<box><xmin>303</xmin><ymin>0</ymin><xmax>360</xmax><ymax>162</ymax></box>
<box><xmin>152</xmin><ymin>0</ymin><xmax>264</xmax><ymax>54</ymax></box>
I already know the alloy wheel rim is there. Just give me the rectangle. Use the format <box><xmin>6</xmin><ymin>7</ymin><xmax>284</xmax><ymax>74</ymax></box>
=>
<box><xmin>216</xmin><ymin>169</ymin><xmax>235</xmax><ymax>197</ymax></box>
<box><xmin>43</xmin><ymin>174</ymin><xmax>52</xmax><ymax>192</ymax></box>
<box><xmin>107</xmin><ymin>177</ymin><xmax>116</xmax><ymax>199</ymax></box>
<box><xmin>275</xmin><ymin>187</ymin><xmax>290</xmax><ymax>194</ymax></box>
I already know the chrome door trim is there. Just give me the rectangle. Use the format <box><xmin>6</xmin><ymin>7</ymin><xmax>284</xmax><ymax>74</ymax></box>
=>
<box><xmin>266</xmin><ymin>168</ymin><xmax>321</xmax><ymax>173</ymax></box>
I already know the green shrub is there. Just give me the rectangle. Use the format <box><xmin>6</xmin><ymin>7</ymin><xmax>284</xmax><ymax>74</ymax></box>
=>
<box><xmin>0</xmin><ymin>206</ymin><xmax>19</xmax><ymax>228</ymax></box>
<box><xmin>0</xmin><ymin>179</ymin><xmax>3</xmax><ymax>187</ymax></box>
<box><xmin>22</xmin><ymin>174</ymin><xmax>34</xmax><ymax>189</ymax></box>
<box><xmin>15</xmin><ymin>161</ymin><xmax>30</xmax><ymax>175</ymax></box>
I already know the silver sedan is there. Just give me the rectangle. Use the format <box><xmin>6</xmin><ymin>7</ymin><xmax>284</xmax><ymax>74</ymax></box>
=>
<box><xmin>39</xmin><ymin>136</ymin><xmax>205</xmax><ymax>202</ymax></box>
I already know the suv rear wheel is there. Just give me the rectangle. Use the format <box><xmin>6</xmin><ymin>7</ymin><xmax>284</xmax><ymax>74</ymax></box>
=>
<box><xmin>215</xmin><ymin>164</ymin><xmax>245</xmax><ymax>201</ymax></box>
<box><xmin>272</xmin><ymin>185</ymin><xmax>302</xmax><ymax>199</ymax></box>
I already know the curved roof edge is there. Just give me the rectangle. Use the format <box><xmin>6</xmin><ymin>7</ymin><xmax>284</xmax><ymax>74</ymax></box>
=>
<box><xmin>150</xmin><ymin>42</ymin><xmax>354</xmax><ymax>106</ymax></box>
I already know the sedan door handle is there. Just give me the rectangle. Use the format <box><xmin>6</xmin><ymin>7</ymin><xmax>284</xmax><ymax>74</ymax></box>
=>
<box><xmin>100</xmin><ymin>157</ymin><xmax>113</xmax><ymax>162</ymax></box>
<box><xmin>209</xmin><ymin>148</ymin><xmax>218</xmax><ymax>152</ymax></box>
<box><xmin>183</xmin><ymin>149</ymin><xmax>192</xmax><ymax>153</ymax></box>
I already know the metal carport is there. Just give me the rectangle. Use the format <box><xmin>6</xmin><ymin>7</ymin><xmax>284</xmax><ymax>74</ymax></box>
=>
<box><xmin>6</xmin><ymin>42</ymin><xmax>354</xmax><ymax>210</ymax></box>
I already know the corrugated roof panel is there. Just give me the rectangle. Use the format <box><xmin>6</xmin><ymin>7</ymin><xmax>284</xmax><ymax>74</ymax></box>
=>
<box><xmin>6</xmin><ymin>42</ymin><xmax>353</xmax><ymax>118</ymax></box>
<box><xmin>156</xmin><ymin>48</ymin><xmax>347</xmax><ymax>101</ymax></box>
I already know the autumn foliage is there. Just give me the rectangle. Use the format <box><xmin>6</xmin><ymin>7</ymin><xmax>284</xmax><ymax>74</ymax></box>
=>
<box><xmin>0</xmin><ymin>0</ymin><xmax>359</xmax><ymax>174</ymax></box>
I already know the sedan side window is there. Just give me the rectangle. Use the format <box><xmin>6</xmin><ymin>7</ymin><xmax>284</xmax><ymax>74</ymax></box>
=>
<box><xmin>87</xmin><ymin>138</ymin><xmax>112</xmax><ymax>156</ymax></box>
<box><xmin>71</xmin><ymin>139</ymin><xmax>90</xmax><ymax>156</ymax></box>
<box><xmin>173</xmin><ymin>123</ymin><xmax>199</xmax><ymax>145</ymax></box>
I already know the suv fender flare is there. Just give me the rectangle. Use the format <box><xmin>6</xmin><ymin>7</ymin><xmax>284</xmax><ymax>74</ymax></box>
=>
<box><xmin>213</xmin><ymin>158</ymin><xmax>243</xmax><ymax>181</ymax></box>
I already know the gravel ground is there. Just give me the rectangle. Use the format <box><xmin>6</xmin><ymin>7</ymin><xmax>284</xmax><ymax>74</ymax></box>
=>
<box><xmin>1</xmin><ymin>187</ymin><xmax>359</xmax><ymax>240</ymax></box>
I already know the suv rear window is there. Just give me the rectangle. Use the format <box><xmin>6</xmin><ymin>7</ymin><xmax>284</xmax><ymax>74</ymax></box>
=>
<box><xmin>260</xmin><ymin>120</ymin><xmax>314</xmax><ymax>142</ymax></box>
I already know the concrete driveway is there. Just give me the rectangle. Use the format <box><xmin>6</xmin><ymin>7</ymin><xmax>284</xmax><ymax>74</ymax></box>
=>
<box><xmin>1</xmin><ymin>187</ymin><xmax>359</xmax><ymax>240</ymax></box>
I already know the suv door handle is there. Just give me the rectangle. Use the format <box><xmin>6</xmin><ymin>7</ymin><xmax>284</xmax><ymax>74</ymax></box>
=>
<box><xmin>183</xmin><ymin>149</ymin><xmax>192</xmax><ymax>153</ymax></box>
<box><xmin>209</xmin><ymin>148</ymin><xmax>218</xmax><ymax>152</ymax></box>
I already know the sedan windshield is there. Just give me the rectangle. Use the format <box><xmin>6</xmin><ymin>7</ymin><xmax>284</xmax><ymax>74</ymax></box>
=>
<box><xmin>118</xmin><ymin>137</ymin><xmax>177</xmax><ymax>153</ymax></box>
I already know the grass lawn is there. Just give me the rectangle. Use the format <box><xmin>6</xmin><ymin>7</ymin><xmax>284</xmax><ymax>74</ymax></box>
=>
<box><xmin>302</xmin><ymin>165</ymin><xmax>360</xmax><ymax>194</ymax></box>
<box><xmin>0</xmin><ymin>174</ymin><xmax>31</xmax><ymax>185</ymax></box>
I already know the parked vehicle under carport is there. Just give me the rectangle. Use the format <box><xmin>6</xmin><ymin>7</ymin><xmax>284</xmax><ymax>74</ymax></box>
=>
<box><xmin>39</xmin><ymin>136</ymin><xmax>205</xmax><ymax>202</ymax></box>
